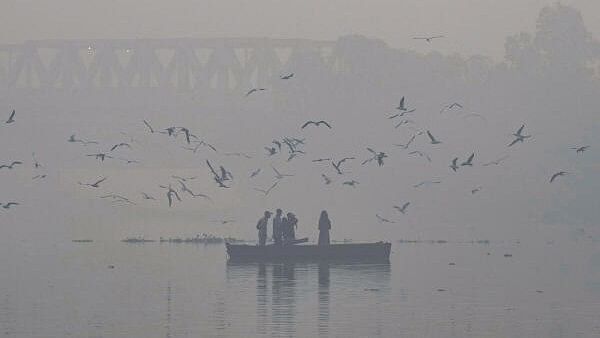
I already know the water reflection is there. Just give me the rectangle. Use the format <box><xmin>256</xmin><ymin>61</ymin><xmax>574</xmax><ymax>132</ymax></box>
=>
<box><xmin>227</xmin><ymin>261</ymin><xmax>391</xmax><ymax>337</ymax></box>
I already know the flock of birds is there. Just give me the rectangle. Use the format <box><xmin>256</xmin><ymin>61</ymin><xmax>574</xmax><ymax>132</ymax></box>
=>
<box><xmin>0</xmin><ymin>43</ymin><xmax>593</xmax><ymax>227</ymax></box>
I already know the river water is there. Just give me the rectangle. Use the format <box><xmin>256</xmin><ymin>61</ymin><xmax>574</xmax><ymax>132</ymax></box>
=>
<box><xmin>1</xmin><ymin>236</ymin><xmax>599</xmax><ymax>337</ymax></box>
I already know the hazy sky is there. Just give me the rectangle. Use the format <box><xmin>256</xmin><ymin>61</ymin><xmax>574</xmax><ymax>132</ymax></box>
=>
<box><xmin>1</xmin><ymin>0</ymin><xmax>599</xmax><ymax>59</ymax></box>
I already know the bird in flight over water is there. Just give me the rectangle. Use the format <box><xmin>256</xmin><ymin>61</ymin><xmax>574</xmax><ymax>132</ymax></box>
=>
<box><xmin>245</xmin><ymin>88</ymin><xmax>266</xmax><ymax>97</ymax></box>
<box><xmin>280</xmin><ymin>73</ymin><xmax>294</xmax><ymax>80</ymax></box>
<box><xmin>0</xmin><ymin>161</ymin><xmax>23</xmax><ymax>170</ymax></box>
<box><xmin>5</xmin><ymin>109</ymin><xmax>15</xmax><ymax>124</ymax></box>
<box><xmin>0</xmin><ymin>202</ymin><xmax>19</xmax><ymax>210</ymax></box>
<box><xmin>426</xmin><ymin>130</ymin><xmax>442</xmax><ymax>145</ymax></box>
<box><xmin>570</xmin><ymin>146</ymin><xmax>589</xmax><ymax>154</ymax></box>
<box><xmin>376</xmin><ymin>214</ymin><xmax>395</xmax><ymax>223</ymax></box>
<box><xmin>550</xmin><ymin>171</ymin><xmax>568</xmax><ymax>183</ymax></box>
<box><xmin>413</xmin><ymin>35</ymin><xmax>444</xmax><ymax>43</ymax></box>
<box><xmin>508</xmin><ymin>124</ymin><xmax>531</xmax><ymax>147</ymax></box>
<box><xmin>78</xmin><ymin>177</ymin><xmax>107</xmax><ymax>188</ymax></box>
<box><xmin>254</xmin><ymin>181</ymin><xmax>279</xmax><ymax>196</ymax></box>
<box><xmin>301</xmin><ymin>120</ymin><xmax>332</xmax><ymax>129</ymax></box>
<box><xmin>393</xmin><ymin>202</ymin><xmax>410</xmax><ymax>214</ymax></box>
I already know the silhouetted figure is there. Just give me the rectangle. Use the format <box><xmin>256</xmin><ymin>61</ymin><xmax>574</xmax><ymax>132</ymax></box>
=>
<box><xmin>273</xmin><ymin>209</ymin><xmax>283</xmax><ymax>245</ymax></box>
<box><xmin>283</xmin><ymin>212</ymin><xmax>298</xmax><ymax>244</ymax></box>
<box><xmin>318</xmin><ymin>210</ymin><xmax>331</xmax><ymax>245</ymax></box>
<box><xmin>256</xmin><ymin>211</ymin><xmax>272</xmax><ymax>246</ymax></box>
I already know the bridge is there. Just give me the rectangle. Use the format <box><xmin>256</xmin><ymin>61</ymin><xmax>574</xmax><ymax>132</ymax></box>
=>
<box><xmin>0</xmin><ymin>38</ymin><xmax>340</xmax><ymax>93</ymax></box>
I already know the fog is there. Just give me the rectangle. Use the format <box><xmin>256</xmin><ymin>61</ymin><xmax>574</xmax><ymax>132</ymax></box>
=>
<box><xmin>0</xmin><ymin>3</ymin><xmax>599</xmax><ymax>244</ymax></box>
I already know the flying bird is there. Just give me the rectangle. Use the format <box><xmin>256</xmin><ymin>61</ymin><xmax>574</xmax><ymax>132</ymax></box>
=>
<box><xmin>272</xmin><ymin>165</ymin><xmax>294</xmax><ymax>180</ymax></box>
<box><xmin>0</xmin><ymin>161</ymin><xmax>23</xmax><ymax>170</ymax></box>
<box><xmin>177</xmin><ymin>180</ymin><xmax>212</xmax><ymax>201</ymax></box>
<box><xmin>206</xmin><ymin>160</ymin><xmax>230</xmax><ymax>188</ymax></box>
<box><xmin>413</xmin><ymin>35</ymin><xmax>444</xmax><ymax>42</ymax></box>
<box><xmin>343</xmin><ymin>180</ymin><xmax>359</xmax><ymax>187</ymax></box>
<box><xmin>141</xmin><ymin>192</ymin><xmax>156</xmax><ymax>200</ymax></box>
<box><xmin>160</xmin><ymin>184</ymin><xmax>181</xmax><ymax>207</ymax></box>
<box><xmin>87</xmin><ymin>153</ymin><xmax>113</xmax><ymax>161</ymax></box>
<box><xmin>394</xmin><ymin>135</ymin><xmax>416</xmax><ymax>149</ymax></box>
<box><xmin>32</xmin><ymin>174</ymin><xmax>47</xmax><ymax>180</ymax></box>
<box><xmin>5</xmin><ymin>109</ymin><xmax>15</xmax><ymax>124</ymax></box>
<box><xmin>312</xmin><ymin>158</ymin><xmax>332</xmax><ymax>163</ymax></box>
<box><xmin>376</xmin><ymin>214</ymin><xmax>395</xmax><ymax>223</ymax></box>
<box><xmin>508</xmin><ymin>124</ymin><xmax>531</xmax><ymax>147</ymax></box>
<box><xmin>482</xmin><ymin>155</ymin><xmax>509</xmax><ymax>166</ymax></box>
<box><xmin>249</xmin><ymin>168</ymin><xmax>261</xmax><ymax>178</ymax></box>
<box><xmin>331</xmin><ymin>157</ymin><xmax>354</xmax><ymax>174</ymax></box>
<box><xmin>571</xmin><ymin>146</ymin><xmax>589</xmax><ymax>154</ymax></box>
<box><xmin>393</xmin><ymin>202</ymin><xmax>410</xmax><ymax>214</ymax></box>
<box><xmin>321</xmin><ymin>174</ymin><xmax>332</xmax><ymax>185</ymax></box>
<box><xmin>245</xmin><ymin>88</ymin><xmax>266</xmax><ymax>97</ymax></box>
<box><xmin>440</xmin><ymin>102</ymin><xmax>463</xmax><ymax>114</ymax></box>
<box><xmin>362</xmin><ymin>148</ymin><xmax>387</xmax><ymax>166</ymax></box>
<box><xmin>461</xmin><ymin>153</ymin><xmax>475</xmax><ymax>166</ymax></box>
<box><xmin>143</xmin><ymin>120</ymin><xmax>155</xmax><ymax>133</ymax></box>
<box><xmin>110</xmin><ymin>143</ymin><xmax>131</xmax><ymax>151</ymax></box>
<box><xmin>0</xmin><ymin>202</ymin><xmax>19</xmax><ymax>210</ymax></box>
<box><xmin>68</xmin><ymin>134</ymin><xmax>98</xmax><ymax>145</ymax></box>
<box><xmin>280</xmin><ymin>73</ymin><xmax>294</xmax><ymax>80</ymax></box>
<box><xmin>171</xmin><ymin>175</ymin><xmax>196</xmax><ymax>182</ymax></box>
<box><xmin>301</xmin><ymin>120</ymin><xmax>332</xmax><ymax>129</ymax></box>
<box><xmin>409</xmin><ymin>150</ymin><xmax>431</xmax><ymax>162</ymax></box>
<box><xmin>264</xmin><ymin>147</ymin><xmax>277</xmax><ymax>156</ymax></box>
<box><xmin>78</xmin><ymin>177</ymin><xmax>107</xmax><ymax>188</ymax></box>
<box><xmin>471</xmin><ymin>186</ymin><xmax>482</xmax><ymax>194</ymax></box>
<box><xmin>426</xmin><ymin>130</ymin><xmax>442</xmax><ymax>144</ymax></box>
<box><xmin>450</xmin><ymin>158</ymin><xmax>459</xmax><ymax>172</ymax></box>
<box><xmin>550</xmin><ymin>171</ymin><xmax>568</xmax><ymax>183</ymax></box>
<box><xmin>100</xmin><ymin>194</ymin><xmax>135</xmax><ymax>205</ymax></box>
<box><xmin>414</xmin><ymin>180</ymin><xmax>442</xmax><ymax>188</ymax></box>
<box><xmin>254</xmin><ymin>181</ymin><xmax>279</xmax><ymax>196</ymax></box>
<box><xmin>31</xmin><ymin>153</ymin><xmax>42</xmax><ymax>168</ymax></box>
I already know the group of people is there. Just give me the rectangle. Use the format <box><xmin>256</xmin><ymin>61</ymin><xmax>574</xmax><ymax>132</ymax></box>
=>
<box><xmin>256</xmin><ymin>209</ymin><xmax>332</xmax><ymax>246</ymax></box>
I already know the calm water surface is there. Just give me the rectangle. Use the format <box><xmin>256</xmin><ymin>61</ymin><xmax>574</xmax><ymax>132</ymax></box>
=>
<box><xmin>1</xmin><ymin>237</ymin><xmax>599</xmax><ymax>337</ymax></box>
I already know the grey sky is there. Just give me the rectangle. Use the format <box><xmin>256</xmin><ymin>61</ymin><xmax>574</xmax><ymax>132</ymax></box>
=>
<box><xmin>2</xmin><ymin>0</ymin><xmax>599</xmax><ymax>58</ymax></box>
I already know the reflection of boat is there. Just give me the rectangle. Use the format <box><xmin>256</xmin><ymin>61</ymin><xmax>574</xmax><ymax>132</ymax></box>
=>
<box><xmin>226</xmin><ymin>242</ymin><xmax>391</xmax><ymax>262</ymax></box>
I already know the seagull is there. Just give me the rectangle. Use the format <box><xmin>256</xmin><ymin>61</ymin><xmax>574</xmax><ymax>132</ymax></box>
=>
<box><xmin>68</xmin><ymin>134</ymin><xmax>98</xmax><ymax>145</ymax></box>
<box><xmin>206</xmin><ymin>160</ymin><xmax>230</xmax><ymax>188</ymax></box>
<box><xmin>426</xmin><ymin>130</ymin><xmax>442</xmax><ymax>144</ymax></box>
<box><xmin>322</xmin><ymin>174</ymin><xmax>332</xmax><ymax>185</ymax></box>
<box><xmin>177</xmin><ymin>180</ymin><xmax>212</xmax><ymax>201</ymax></box>
<box><xmin>312</xmin><ymin>158</ymin><xmax>332</xmax><ymax>163</ymax></box>
<box><xmin>280</xmin><ymin>73</ymin><xmax>294</xmax><ymax>80</ymax></box>
<box><xmin>461</xmin><ymin>153</ymin><xmax>475</xmax><ymax>166</ymax></box>
<box><xmin>409</xmin><ymin>150</ymin><xmax>431</xmax><ymax>162</ymax></box>
<box><xmin>394</xmin><ymin>135</ymin><xmax>416</xmax><ymax>149</ymax></box>
<box><xmin>78</xmin><ymin>177</ymin><xmax>107</xmax><ymax>188</ymax></box>
<box><xmin>413</xmin><ymin>35</ymin><xmax>444</xmax><ymax>43</ymax></box>
<box><xmin>571</xmin><ymin>146</ymin><xmax>589</xmax><ymax>154</ymax></box>
<box><xmin>376</xmin><ymin>214</ymin><xmax>395</xmax><ymax>223</ymax></box>
<box><xmin>394</xmin><ymin>119</ymin><xmax>415</xmax><ymax>128</ymax></box>
<box><xmin>331</xmin><ymin>157</ymin><xmax>354</xmax><ymax>174</ymax></box>
<box><xmin>172</xmin><ymin>175</ymin><xmax>197</xmax><ymax>182</ymax></box>
<box><xmin>31</xmin><ymin>153</ymin><xmax>42</xmax><ymax>168</ymax></box>
<box><xmin>219</xmin><ymin>166</ymin><xmax>233</xmax><ymax>181</ymax></box>
<box><xmin>272</xmin><ymin>140</ymin><xmax>282</xmax><ymax>152</ymax></box>
<box><xmin>32</xmin><ymin>174</ymin><xmax>47</xmax><ymax>180</ymax></box>
<box><xmin>414</xmin><ymin>180</ymin><xmax>442</xmax><ymax>188</ymax></box>
<box><xmin>287</xmin><ymin>152</ymin><xmax>303</xmax><ymax>162</ymax></box>
<box><xmin>87</xmin><ymin>153</ymin><xmax>113</xmax><ymax>161</ymax></box>
<box><xmin>440</xmin><ymin>102</ymin><xmax>463</xmax><ymax>114</ymax></box>
<box><xmin>110</xmin><ymin>143</ymin><xmax>131</xmax><ymax>151</ymax></box>
<box><xmin>272</xmin><ymin>165</ymin><xmax>294</xmax><ymax>180</ymax></box>
<box><xmin>450</xmin><ymin>158</ymin><xmax>459</xmax><ymax>171</ymax></box>
<box><xmin>362</xmin><ymin>148</ymin><xmax>387</xmax><ymax>166</ymax></box>
<box><xmin>249</xmin><ymin>168</ymin><xmax>261</xmax><ymax>178</ymax></box>
<box><xmin>141</xmin><ymin>192</ymin><xmax>156</xmax><ymax>200</ymax></box>
<box><xmin>254</xmin><ymin>181</ymin><xmax>278</xmax><ymax>196</ymax></box>
<box><xmin>117</xmin><ymin>158</ymin><xmax>140</xmax><ymax>164</ymax></box>
<box><xmin>301</xmin><ymin>120</ymin><xmax>332</xmax><ymax>129</ymax></box>
<box><xmin>100</xmin><ymin>194</ymin><xmax>135</xmax><ymax>205</ymax></box>
<box><xmin>550</xmin><ymin>171</ymin><xmax>568</xmax><ymax>183</ymax></box>
<box><xmin>264</xmin><ymin>147</ymin><xmax>277</xmax><ymax>156</ymax></box>
<box><xmin>245</xmin><ymin>88</ymin><xmax>266</xmax><ymax>97</ymax></box>
<box><xmin>160</xmin><ymin>184</ymin><xmax>181</xmax><ymax>207</ymax></box>
<box><xmin>396</xmin><ymin>96</ymin><xmax>414</xmax><ymax>112</ymax></box>
<box><xmin>508</xmin><ymin>124</ymin><xmax>531</xmax><ymax>147</ymax></box>
<box><xmin>5</xmin><ymin>109</ymin><xmax>16</xmax><ymax>123</ymax></box>
<box><xmin>0</xmin><ymin>161</ymin><xmax>23</xmax><ymax>170</ymax></box>
<box><xmin>393</xmin><ymin>202</ymin><xmax>410</xmax><ymax>214</ymax></box>
<box><xmin>0</xmin><ymin>202</ymin><xmax>19</xmax><ymax>210</ymax></box>
<box><xmin>143</xmin><ymin>120</ymin><xmax>155</xmax><ymax>133</ymax></box>
<box><xmin>482</xmin><ymin>155</ymin><xmax>509</xmax><ymax>166</ymax></box>
<box><xmin>343</xmin><ymin>180</ymin><xmax>359</xmax><ymax>187</ymax></box>
<box><xmin>176</xmin><ymin>127</ymin><xmax>196</xmax><ymax>144</ymax></box>
<box><xmin>471</xmin><ymin>186</ymin><xmax>482</xmax><ymax>194</ymax></box>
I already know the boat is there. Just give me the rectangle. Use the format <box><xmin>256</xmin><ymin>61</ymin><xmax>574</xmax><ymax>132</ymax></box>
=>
<box><xmin>225</xmin><ymin>241</ymin><xmax>391</xmax><ymax>262</ymax></box>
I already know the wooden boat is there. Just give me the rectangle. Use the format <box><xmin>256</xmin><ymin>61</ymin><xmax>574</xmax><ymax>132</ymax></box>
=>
<box><xmin>225</xmin><ymin>241</ymin><xmax>391</xmax><ymax>262</ymax></box>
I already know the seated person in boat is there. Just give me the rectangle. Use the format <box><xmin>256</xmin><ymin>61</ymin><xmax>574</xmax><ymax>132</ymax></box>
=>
<box><xmin>256</xmin><ymin>211</ymin><xmax>272</xmax><ymax>246</ymax></box>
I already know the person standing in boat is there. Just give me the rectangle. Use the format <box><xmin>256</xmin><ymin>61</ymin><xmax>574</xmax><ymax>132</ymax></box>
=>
<box><xmin>285</xmin><ymin>212</ymin><xmax>298</xmax><ymax>243</ymax></box>
<box><xmin>318</xmin><ymin>210</ymin><xmax>331</xmax><ymax>245</ymax></box>
<box><xmin>272</xmin><ymin>209</ymin><xmax>283</xmax><ymax>245</ymax></box>
<box><xmin>256</xmin><ymin>211</ymin><xmax>272</xmax><ymax>246</ymax></box>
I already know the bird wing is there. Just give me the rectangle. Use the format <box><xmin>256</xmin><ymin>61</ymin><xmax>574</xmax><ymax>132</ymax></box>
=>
<box><xmin>143</xmin><ymin>120</ymin><xmax>154</xmax><ymax>133</ymax></box>
<box><xmin>206</xmin><ymin>160</ymin><xmax>220</xmax><ymax>178</ymax></box>
<box><xmin>508</xmin><ymin>138</ymin><xmax>520</xmax><ymax>147</ymax></box>
<box><xmin>271</xmin><ymin>165</ymin><xmax>282</xmax><ymax>176</ymax></box>
<box><xmin>426</xmin><ymin>131</ymin><xmax>435</xmax><ymax>142</ymax></box>
<box><xmin>399</xmin><ymin>97</ymin><xmax>405</xmax><ymax>108</ymax></box>
<box><xmin>266</xmin><ymin>181</ymin><xmax>279</xmax><ymax>194</ymax></box>
<box><xmin>301</xmin><ymin>121</ymin><xmax>314</xmax><ymax>129</ymax></box>
<box><xmin>94</xmin><ymin>177</ymin><xmax>107</xmax><ymax>185</ymax></box>
<box><xmin>366</xmin><ymin>147</ymin><xmax>376</xmax><ymax>154</ymax></box>
<box><xmin>8</xmin><ymin>110</ymin><xmax>15</xmax><ymax>120</ymax></box>
<box><xmin>516</xmin><ymin>124</ymin><xmax>525</xmax><ymax>135</ymax></box>
<box><xmin>466</xmin><ymin>153</ymin><xmax>474</xmax><ymax>162</ymax></box>
<box><xmin>317</xmin><ymin>121</ymin><xmax>332</xmax><ymax>128</ymax></box>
